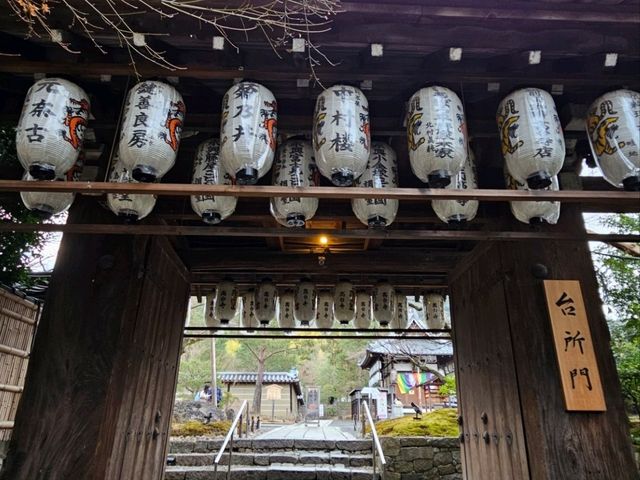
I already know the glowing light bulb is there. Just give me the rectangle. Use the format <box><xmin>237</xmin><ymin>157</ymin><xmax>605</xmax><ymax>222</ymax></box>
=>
<box><xmin>319</xmin><ymin>235</ymin><xmax>328</xmax><ymax>245</ymax></box>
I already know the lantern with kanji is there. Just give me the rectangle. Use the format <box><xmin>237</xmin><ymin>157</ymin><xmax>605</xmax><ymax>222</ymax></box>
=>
<box><xmin>214</xmin><ymin>279</ymin><xmax>239</xmax><ymax>325</ymax></box>
<box><xmin>191</xmin><ymin>138</ymin><xmax>237</xmax><ymax>224</ymax></box>
<box><xmin>586</xmin><ymin>89</ymin><xmax>640</xmax><ymax>191</ymax></box>
<box><xmin>352</xmin><ymin>142</ymin><xmax>399</xmax><ymax>228</ymax></box>
<box><xmin>294</xmin><ymin>278</ymin><xmax>317</xmax><ymax>327</ymax></box>
<box><xmin>391</xmin><ymin>296</ymin><xmax>409</xmax><ymax>331</ymax></box>
<box><xmin>424</xmin><ymin>293</ymin><xmax>446</xmax><ymax>330</ymax></box>
<box><xmin>354</xmin><ymin>291</ymin><xmax>372</xmax><ymax>330</ymax></box>
<box><xmin>333</xmin><ymin>280</ymin><xmax>355</xmax><ymax>325</ymax></box>
<box><xmin>270</xmin><ymin>139</ymin><xmax>319</xmax><ymax>227</ymax></box>
<box><xmin>219</xmin><ymin>81</ymin><xmax>277</xmax><ymax>185</ymax></box>
<box><xmin>107</xmin><ymin>160</ymin><xmax>156</xmax><ymax>222</ymax></box>
<box><xmin>16</xmin><ymin>78</ymin><xmax>90</xmax><ymax>180</ymax></box>
<box><xmin>20</xmin><ymin>172</ymin><xmax>75</xmax><ymax>217</ymax></box>
<box><xmin>407</xmin><ymin>86</ymin><xmax>467</xmax><ymax>187</ymax></box>
<box><xmin>316</xmin><ymin>290</ymin><xmax>334</xmax><ymax>329</ymax></box>
<box><xmin>507</xmin><ymin>173</ymin><xmax>561</xmax><ymax>225</ymax></box>
<box><xmin>278</xmin><ymin>289</ymin><xmax>296</xmax><ymax>330</ymax></box>
<box><xmin>432</xmin><ymin>148</ymin><xmax>479</xmax><ymax>224</ymax></box>
<box><xmin>497</xmin><ymin>88</ymin><xmax>565</xmax><ymax>189</ymax></box>
<box><xmin>241</xmin><ymin>291</ymin><xmax>258</xmax><ymax>331</ymax></box>
<box><xmin>255</xmin><ymin>279</ymin><xmax>278</xmax><ymax>326</ymax></box>
<box><xmin>372</xmin><ymin>281</ymin><xmax>396</xmax><ymax>326</ymax></box>
<box><xmin>313</xmin><ymin>85</ymin><xmax>370</xmax><ymax>186</ymax></box>
<box><xmin>204</xmin><ymin>293</ymin><xmax>222</xmax><ymax>328</ymax></box>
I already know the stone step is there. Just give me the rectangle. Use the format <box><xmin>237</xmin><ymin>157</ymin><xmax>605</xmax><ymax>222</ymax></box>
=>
<box><xmin>169</xmin><ymin>439</ymin><xmax>372</xmax><ymax>455</ymax></box>
<box><xmin>164</xmin><ymin>463</ymin><xmax>377</xmax><ymax>480</ymax></box>
<box><xmin>169</xmin><ymin>451</ymin><xmax>373</xmax><ymax>467</ymax></box>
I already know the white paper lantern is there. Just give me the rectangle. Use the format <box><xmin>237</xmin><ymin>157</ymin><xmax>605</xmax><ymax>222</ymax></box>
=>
<box><xmin>507</xmin><ymin>173</ymin><xmax>561</xmax><ymax>225</ymax></box>
<box><xmin>372</xmin><ymin>281</ymin><xmax>396</xmax><ymax>326</ymax></box>
<box><xmin>316</xmin><ymin>290</ymin><xmax>334</xmax><ymax>329</ymax></box>
<box><xmin>255</xmin><ymin>279</ymin><xmax>278</xmax><ymax>326</ymax></box>
<box><xmin>391</xmin><ymin>296</ymin><xmax>409</xmax><ymax>331</ymax></box>
<box><xmin>278</xmin><ymin>289</ymin><xmax>296</xmax><ymax>330</ymax></box>
<box><xmin>214</xmin><ymin>279</ymin><xmax>239</xmax><ymax>325</ymax></box>
<box><xmin>432</xmin><ymin>148</ymin><xmax>479</xmax><ymax>224</ymax></box>
<box><xmin>20</xmin><ymin>172</ymin><xmax>74</xmax><ymax>217</ymax></box>
<box><xmin>204</xmin><ymin>293</ymin><xmax>222</xmax><ymax>328</ymax></box>
<box><xmin>497</xmin><ymin>88</ymin><xmax>565</xmax><ymax>189</ymax></box>
<box><xmin>352</xmin><ymin>142</ymin><xmax>399</xmax><ymax>228</ymax></box>
<box><xmin>333</xmin><ymin>280</ymin><xmax>355</xmax><ymax>325</ymax></box>
<box><xmin>118</xmin><ymin>81</ymin><xmax>185</xmax><ymax>182</ymax></box>
<box><xmin>354</xmin><ymin>291</ymin><xmax>372</xmax><ymax>330</ymax></box>
<box><xmin>586</xmin><ymin>89</ymin><xmax>640</xmax><ymax>191</ymax></box>
<box><xmin>424</xmin><ymin>293</ymin><xmax>446</xmax><ymax>330</ymax></box>
<box><xmin>16</xmin><ymin>78</ymin><xmax>90</xmax><ymax>180</ymax></box>
<box><xmin>294</xmin><ymin>279</ymin><xmax>317</xmax><ymax>327</ymax></box>
<box><xmin>270</xmin><ymin>140</ymin><xmax>319</xmax><ymax>227</ymax></box>
<box><xmin>241</xmin><ymin>291</ymin><xmax>258</xmax><ymax>331</ymax></box>
<box><xmin>407</xmin><ymin>86</ymin><xmax>467</xmax><ymax>187</ymax></box>
<box><xmin>313</xmin><ymin>85</ymin><xmax>370</xmax><ymax>186</ymax></box>
<box><xmin>219</xmin><ymin>81</ymin><xmax>277</xmax><ymax>185</ymax></box>
<box><xmin>107</xmin><ymin>160</ymin><xmax>156</xmax><ymax>222</ymax></box>
<box><xmin>191</xmin><ymin>138</ymin><xmax>237</xmax><ymax>224</ymax></box>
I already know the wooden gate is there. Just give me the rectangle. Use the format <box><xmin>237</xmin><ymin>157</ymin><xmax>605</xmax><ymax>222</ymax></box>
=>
<box><xmin>0</xmin><ymin>289</ymin><xmax>39</xmax><ymax>443</ymax></box>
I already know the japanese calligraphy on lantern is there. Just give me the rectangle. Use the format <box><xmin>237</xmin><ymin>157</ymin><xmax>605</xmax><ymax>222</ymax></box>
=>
<box><xmin>543</xmin><ymin>280</ymin><xmax>606</xmax><ymax>412</ymax></box>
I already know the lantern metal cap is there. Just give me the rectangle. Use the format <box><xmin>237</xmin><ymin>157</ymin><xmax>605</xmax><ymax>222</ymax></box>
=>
<box><xmin>220</xmin><ymin>319</ymin><xmax>231</xmax><ymax>325</ymax></box>
<box><xmin>367</xmin><ymin>215</ymin><xmax>388</xmax><ymax>228</ymax></box>
<box><xmin>529</xmin><ymin>217</ymin><xmax>547</xmax><ymax>226</ymax></box>
<box><xmin>286</xmin><ymin>213</ymin><xmax>306</xmax><ymax>228</ymax></box>
<box><xmin>118</xmin><ymin>212</ymin><xmax>140</xmax><ymax>224</ymax></box>
<box><xmin>299</xmin><ymin>320</ymin><xmax>311</xmax><ymax>327</ymax></box>
<box><xmin>236</xmin><ymin>167</ymin><xmax>259</xmax><ymax>185</ymax></box>
<box><xmin>448</xmin><ymin>215</ymin><xmax>468</xmax><ymax>228</ymax></box>
<box><xmin>202</xmin><ymin>211</ymin><xmax>222</xmax><ymax>225</ymax></box>
<box><xmin>526</xmin><ymin>171</ymin><xmax>552</xmax><ymax>190</ymax></box>
<box><xmin>132</xmin><ymin>165</ymin><xmax>158</xmax><ymax>183</ymax></box>
<box><xmin>331</xmin><ymin>171</ymin><xmax>354</xmax><ymax>187</ymax></box>
<box><xmin>32</xmin><ymin>205</ymin><xmax>54</xmax><ymax>219</ymax></box>
<box><xmin>622</xmin><ymin>175</ymin><xmax>640</xmax><ymax>192</ymax></box>
<box><xmin>427</xmin><ymin>170</ymin><xmax>451</xmax><ymax>188</ymax></box>
<box><xmin>29</xmin><ymin>164</ymin><xmax>56</xmax><ymax>180</ymax></box>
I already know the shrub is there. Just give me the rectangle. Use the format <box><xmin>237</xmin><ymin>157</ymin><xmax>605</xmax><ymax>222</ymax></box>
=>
<box><xmin>171</xmin><ymin>420</ymin><xmax>232</xmax><ymax>437</ymax></box>
<box><xmin>367</xmin><ymin>408</ymin><xmax>459</xmax><ymax>437</ymax></box>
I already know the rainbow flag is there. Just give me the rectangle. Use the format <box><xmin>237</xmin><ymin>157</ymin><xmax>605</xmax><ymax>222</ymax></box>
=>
<box><xmin>397</xmin><ymin>372</ymin><xmax>433</xmax><ymax>394</ymax></box>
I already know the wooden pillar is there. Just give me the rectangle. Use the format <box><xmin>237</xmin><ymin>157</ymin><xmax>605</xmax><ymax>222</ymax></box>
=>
<box><xmin>450</xmin><ymin>206</ymin><xmax>636</xmax><ymax>480</ymax></box>
<box><xmin>0</xmin><ymin>198</ymin><xmax>190</xmax><ymax>480</ymax></box>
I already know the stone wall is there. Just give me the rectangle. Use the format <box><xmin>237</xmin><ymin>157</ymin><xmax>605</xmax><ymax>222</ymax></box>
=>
<box><xmin>379</xmin><ymin>436</ymin><xmax>462</xmax><ymax>480</ymax></box>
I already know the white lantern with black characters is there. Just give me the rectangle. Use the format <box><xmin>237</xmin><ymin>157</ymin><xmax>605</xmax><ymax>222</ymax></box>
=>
<box><xmin>407</xmin><ymin>86</ymin><xmax>467</xmax><ymax>187</ymax></box>
<box><xmin>255</xmin><ymin>279</ymin><xmax>278</xmax><ymax>326</ymax></box>
<box><xmin>271</xmin><ymin>139</ymin><xmax>319</xmax><ymax>227</ymax></box>
<box><xmin>294</xmin><ymin>279</ymin><xmax>317</xmax><ymax>327</ymax></box>
<box><xmin>432</xmin><ymin>149</ymin><xmax>479</xmax><ymax>224</ymax></box>
<box><xmin>372</xmin><ymin>281</ymin><xmax>395</xmax><ymax>326</ymax></box>
<box><xmin>424</xmin><ymin>293</ymin><xmax>446</xmax><ymax>330</ymax></box>
<box><xmin>352</xmin><ymin>142</ymin><xmax>399</xmax><ymax>228</ymax></box>
<box><xmin>214</xmin><ymin>279</ymin><xmax>239</xmax><ymax>325</ymax></box>
<box><xmin>333</xmin><ymin>280</ymin><xmax>355</xmax><ymax>325</ymax></box>
<box><xmin>507</xmin><ymin>173</ymin><xmax>561</xmax><ymax>225</ymax></box>
<box><xmin>191</xmin><ymin>139</ymin><xmax>237</xmax><ymax>224</ymax></box>
<box><xmin>391</xmin><ymin>296</ymin><xmax>409</xmax><ymax>331</ymax></box>
<box><xmin>241</xmin><ymin>291</ymin><xmax>258</xmax><ymax>331</ymax></box>
<box><xmin>220</xmin><ymin>81</ymin><xmax>277</xmax><ymax>185</ymax></box>
<box><xmin>278</xmin><ymin>289</ymin><xmax>296</xmax><ymax>330</ymax></box>
<box><xmin>20</xmin><ymin>172</ymin><xmax>75</xmax><ymax>218</ymax></box>
<box><xmin>316</xmin><ymin>290</ymin><xmax>334</xmax><ymax>329</ymax></box>
<box><xmin>204</xmin><ymin>293</ymin><xmax>222</xmax><ymax>328</ymax></box>
<box><xmin>313</xmin><ymin>85</ymin><xmax>370</xmax><ymax>186</ymax></box>
<box><xmin>586</xmin><ymin>89</ymin><xmax>640</xmax><ymax>191</ymax></box>
<box><xmin>354</xmin><ymin>291</ymin><xmax>372</xmax><ymax>330</ymax></box>
<box><xmin>497</xmin><ymin>88</ymin><xmax>565</xmax><ymax>189</ymax></box>
<box><xmin>17</xmin><ymin>78</ymin><xmax>90</xmax><ymax>180</ymax></box>
<box><xmin>107</xmin><ymin>160</ymin><xmax>156</xmax><ymax>222</ymax></box>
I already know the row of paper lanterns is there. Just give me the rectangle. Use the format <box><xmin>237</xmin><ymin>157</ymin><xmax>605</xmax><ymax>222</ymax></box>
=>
<box><xmin>14</xmin><ymin>78</ymin><xmax>640</xmax><ymax>222</ymax></box>
<box><xmin>204</xmin><ymin>279</ymin><xmax>448</xmax><ymax>331</ymax></box>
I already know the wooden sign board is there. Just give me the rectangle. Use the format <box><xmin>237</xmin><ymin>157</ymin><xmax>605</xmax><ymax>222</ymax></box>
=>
<box><xmin>543</xmin><ymin>280</ymin><xmax>606</xmax><ymax>412</ymax></box>
<box><xmin>264</xmin><ymin>384</ymin><xmax>283</xmax><ymax>401</ymax></box>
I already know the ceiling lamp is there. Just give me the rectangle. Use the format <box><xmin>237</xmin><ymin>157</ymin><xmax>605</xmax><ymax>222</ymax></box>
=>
<box><xmin>497</xmin><ymin>88</ymin><xmax>565</xmax><ymax>189</ymax></box>
<box><xmin>219</xmin><ymin>81</ymin><xmax>277</xmax><ymax>185</ymax></box>
<box><xmin>407</xmin><ymin>86</ymin><xmax>467</xmax><ymax>187</ymax></box>
<box><xmin>191</xmin><ymin>139</ymin><xmax>237</xmax><ymax>225</ymax></box>
<box><xmin>17</xmin><ymin>78</ymin><xmax>90</xmax><ymax>180</ymax></box>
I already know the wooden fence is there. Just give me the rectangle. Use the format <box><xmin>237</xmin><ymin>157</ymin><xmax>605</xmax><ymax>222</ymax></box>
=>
<box><xmin>0</xmin><ymin>288</ymin><xmax>39</xmax><ymax>442</ymax></box>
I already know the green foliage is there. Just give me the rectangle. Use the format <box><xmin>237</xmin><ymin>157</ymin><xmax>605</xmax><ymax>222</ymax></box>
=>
<box><xmin>171</xmin><ymin>420</ymin><xmax>231</xmax><ymax>437</ymax></box>
<box><xmin>369</xmin><ymin>408</ymin><xmax>459</xmax><ymax>437</ymax></box>
<box><xmin>439</xmin><ymin>374</ymin><xmax>456</xmax><ymax>397</ymax></box>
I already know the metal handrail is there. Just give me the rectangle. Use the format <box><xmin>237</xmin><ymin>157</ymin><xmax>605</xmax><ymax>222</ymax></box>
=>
<box><xmin>213</xmin><ymin>399</ymin><xmax>248</xmax><ymax>480</ymax></box>
<box><xmin>362</xmin><ymin>400</ymin><xmax>386</xmax><ymax>479</ymax></box>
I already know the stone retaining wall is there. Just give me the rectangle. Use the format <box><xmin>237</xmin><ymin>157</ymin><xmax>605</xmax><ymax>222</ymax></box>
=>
<box><xmin>379</xmin><ymin>437</ymin><xmax>462</xmax><ymax>480</ymax></box>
